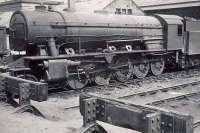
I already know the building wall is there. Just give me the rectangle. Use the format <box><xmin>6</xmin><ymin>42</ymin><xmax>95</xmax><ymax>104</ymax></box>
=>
<box><xmin>144</xmin><ymin>6</ymin><xmax>200</xmax><ymax>19</ymax></box>
<box><xmin>0</xmin><ymin>3</ymin><xmax>40</xmax><ymax>12</ymax></box>
<box><xmin>0</xmin><ymin>0</ymin><xmax>67</xmax><ymax>12</ymax></box>
<box><xmin>53</xmin><ymin>0</ymin><xmax>75</xmax><ymax>11</ymax></box>
<box><xmin>100</xmin><ymin>0</ymin><xmax>144</xmax><ymax>15</ymax></box>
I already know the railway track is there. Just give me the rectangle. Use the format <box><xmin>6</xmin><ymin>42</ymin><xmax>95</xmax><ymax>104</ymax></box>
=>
<box><xmin>78</xmin><ymin>84</ymin><xmax>200</xmax><ymax>133</ymax></box>
<box><xmin>118</xmin><ymin>80</ymin><xmax>200</xmax><ymax>105</ymax></box>
<box><xmin>33</xmin><ymin>67</ymin><xmax>200</xmax><ymax>127</ymax></box>
<box><xmin>2</xmin><ymin>68</ymin><xmax>200</xmax><ymax>133</ymax></box>
<box><xmin>147</xmin><ymin>90</ymin><xmax>200</xmax><ymax>106</ymax></box>
<box><xmin>118</xmin><ymin>80</ymin><xmax>200</xmax><ymax>102</ymax></box>
<box><xmin>49</xmin><ymin>68</ymin><xmax>200</xmax><ymax>98</ymax></box>
<box><xmin>151</xmin><ymin>92</ymin><xmax>200</xmax><ymax>129</ymax></box>
<box><xmin>59</xmin><ymin>74</ymin><xmax>200</xmax><ymax>112</ymax></box>
<box><xmin>117</xmin><ymin>78</ymin><xmax>200</xmax><ymax>130</ymax></box>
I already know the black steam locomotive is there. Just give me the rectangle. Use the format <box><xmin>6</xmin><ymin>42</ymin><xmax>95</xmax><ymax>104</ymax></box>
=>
<box><xmin>3</xmin><ymin>6</ymin><xmax>200</xmax><ymax>89</ymax></box>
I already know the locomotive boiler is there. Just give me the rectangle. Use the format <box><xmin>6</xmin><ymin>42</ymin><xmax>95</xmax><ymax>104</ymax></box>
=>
<box><xmin>10</xmin><ymin>9</ymin><xmax>163</xmax><ymax>54</ymax></box>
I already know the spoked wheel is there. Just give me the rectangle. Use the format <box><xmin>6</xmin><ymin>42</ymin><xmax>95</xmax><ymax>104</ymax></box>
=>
<box><xmin>133</xmin><ymin>61</ymin><xmax>150</xmax><ymax>79</ymax></box>
<box><xmin>94</xmin><ymin>71</ymin><xmax>111</xmax><ymax>86</ymax></box>
<box><xmin>150</xmin><ymin>58</ymin><xmax>165</xmax><ymax>76</ymax></box>
<box><xmin>114</xmin><ymin>57</ymin><xmax>133</xmax><ymax>82</ymax></box>
<box><xmin>67</xmin><ymin>74</ymin><xmax>88</xmax><ymax>90</ymax></box>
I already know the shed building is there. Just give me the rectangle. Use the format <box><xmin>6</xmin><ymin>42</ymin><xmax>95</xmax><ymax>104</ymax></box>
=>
<box><xmin>135</xmin><ymin>0</ymin><xmax>200</xmax><ymax>19</ymax></box>
<box><xmin>75</xmin><ymin>0</ymin><xmax>145</xmax><ymax>15</ymax></box>
<box><xmin>0</xmin><ymin>0</ymin><xmax>76</xmax><ymax>12</ymax></box>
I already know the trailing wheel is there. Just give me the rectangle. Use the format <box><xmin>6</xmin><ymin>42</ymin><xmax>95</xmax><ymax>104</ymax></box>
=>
<box><xmin>67</xmin><ymin>74</ymin><xmax>88</xmax><ymax>90</ymax></box>
<box><xmin>133</xmin><ymin>61</ymin><xmax>149</xmax><ymax>79</ymax></box>
<box><xmin>150</xmin><ymin>58</ymin><xmax>165</xmax><ymax>76</ymax></box>
<box><xmin>94</xmin><ymin>71</ymin><xmax>111</xmax><ymax>86</ymax></box>
<box><xmin>114</xmin><ymin>56</ymin><xmax>133</xmax><ymax>82</ymax></box>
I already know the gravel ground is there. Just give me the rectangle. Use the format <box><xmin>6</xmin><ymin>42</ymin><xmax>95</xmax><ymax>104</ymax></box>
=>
<box><xmin>1</xmin><ymin>69</ymin><xmax>200</xmax><ymax>133</ymax></box>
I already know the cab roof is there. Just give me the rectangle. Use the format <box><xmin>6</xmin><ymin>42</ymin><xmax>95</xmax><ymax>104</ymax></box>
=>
<box><xmin>156</xmin><ymin>14</ymin><xmax>183</xmax><ymax>25</ymax></box>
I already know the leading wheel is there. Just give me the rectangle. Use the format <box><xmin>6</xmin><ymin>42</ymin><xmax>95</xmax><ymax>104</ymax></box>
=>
<box><xmin>150</xmin><ymin>58</ymin><xmax>165</xmax><ymax>76</ymax></box>
<box><xmin>67</xmin><ymin>74</ymin><xmax>88</xmax><ymax>90</ymax></box>
<box><xmin>114</xmin><ymin>56</ymin><xmax>133</xmax><ymax>82</ymax></box>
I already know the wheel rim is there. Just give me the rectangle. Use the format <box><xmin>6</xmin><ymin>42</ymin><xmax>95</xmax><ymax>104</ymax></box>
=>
<box><xmin>67</xmin><ymin>74</ymin><xmax>88</xmax><ymax>90</ymax></box>
<box><xmin>133</xmin><ymin>62</ymin><xmax>149</xmax><ymax>79</ymax></box>
<box><xmin>94</xmin><ymin>72</ymin><xmax>111</xmax><ymax>86</ymax></box>
<box><xmin>115</xmin><ymin>57</ymin><xmax>133</xmax><ymax>82</ymax></box>
<box><xmin>150</xmin><ymin>58</ymin><xmax>165</xmax><ymax>76</ymax></box>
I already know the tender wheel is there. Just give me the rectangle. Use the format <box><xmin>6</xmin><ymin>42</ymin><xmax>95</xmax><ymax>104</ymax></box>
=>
<box><xmin>67</xmin><ymin>74</ymin><xmax>88</xmax><ymax>90</ymax></box>
<box><xmin>150</xmin><ymin>58</ymin><xmax>165</xmax><ymax>76</ymax></box>
<box><xmin>94</xmin><ymin>71</ymin><xmax>111</xmax><ymax>86</ymax></box>
<box><xmin>114</xmin><ymin>56</ymin><xmax>133</xmax><ymax>82</ymax></box>
<box><xmin>133</xmin><ymin>61</ymin><xmax>149</xmax><ymax>79</ymax></box>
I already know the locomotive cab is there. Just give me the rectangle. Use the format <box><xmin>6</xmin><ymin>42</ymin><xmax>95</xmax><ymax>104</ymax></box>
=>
<box><xmin>155</xmin><ymin>14</ymin><xmax>184</xmax><ymax>51</ymax></box>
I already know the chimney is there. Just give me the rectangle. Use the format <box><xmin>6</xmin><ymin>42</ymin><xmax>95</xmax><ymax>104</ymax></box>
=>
<box><xmin>50</xmin><ymin>0</ymin><xmax>76</xmax><ymax>12</ymax></box>
<box><xmin>64</xmin><ymin>0</ymin><xmax>75</xmax><ymax>11</ymax></box>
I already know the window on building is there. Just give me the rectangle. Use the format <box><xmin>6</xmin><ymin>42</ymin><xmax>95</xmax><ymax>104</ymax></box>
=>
<box><xmin>115</xmin><ymin>8</ymin><xmax>121</xmax><ymax>14</ymax></box>
<box><xmin>115</xmin><ymin>8</ymin><xmax>133</xmax><ymax>15</ymax></box>
<box><xmin>178</xmin><ymin>25</ymin><xmax>183</xmax><ymax>36</ymax></box>
<box><xmin>122</xmin><ymin>9</ymin><xmax>126</xmax><ymax>15</ymax></box>
<box><xmin>127</xmin><ymin>9</ymin><xmax>133</xmax><ymax>15</ymax></box>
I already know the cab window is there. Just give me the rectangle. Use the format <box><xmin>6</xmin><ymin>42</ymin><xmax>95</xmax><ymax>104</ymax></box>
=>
<box><xmin>178</xmin><ymin>25</ymin><xmax>183</xmax><ymax>36</ymax></box>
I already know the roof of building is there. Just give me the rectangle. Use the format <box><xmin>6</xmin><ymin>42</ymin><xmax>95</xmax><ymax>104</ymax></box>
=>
<box><xmin>134</xmin><ymin>0</ymin><xmax>200</xmax><ymax>10</ymax></box>
<box><xmin>0</xmin><ymin>0</ymin><xmax>63</xmax><ymax>6</ymax></box>
<box><xmin>75</xmin><ymin>0</ymin><xmax>114</xmax><ymax>12</ymax></box>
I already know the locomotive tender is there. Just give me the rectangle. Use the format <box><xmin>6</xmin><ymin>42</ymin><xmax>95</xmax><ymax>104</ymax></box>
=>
<box><xmin>1</xmin><ymin>6</ymin><xmax>200</xmax><ymax>89</ymax></box>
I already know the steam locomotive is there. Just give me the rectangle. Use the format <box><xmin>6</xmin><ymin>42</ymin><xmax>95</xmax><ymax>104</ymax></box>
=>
<box><xmin>2</xmin><ymin>6</ymin><xmax>200</xmax><ymax>89</ymax></box>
